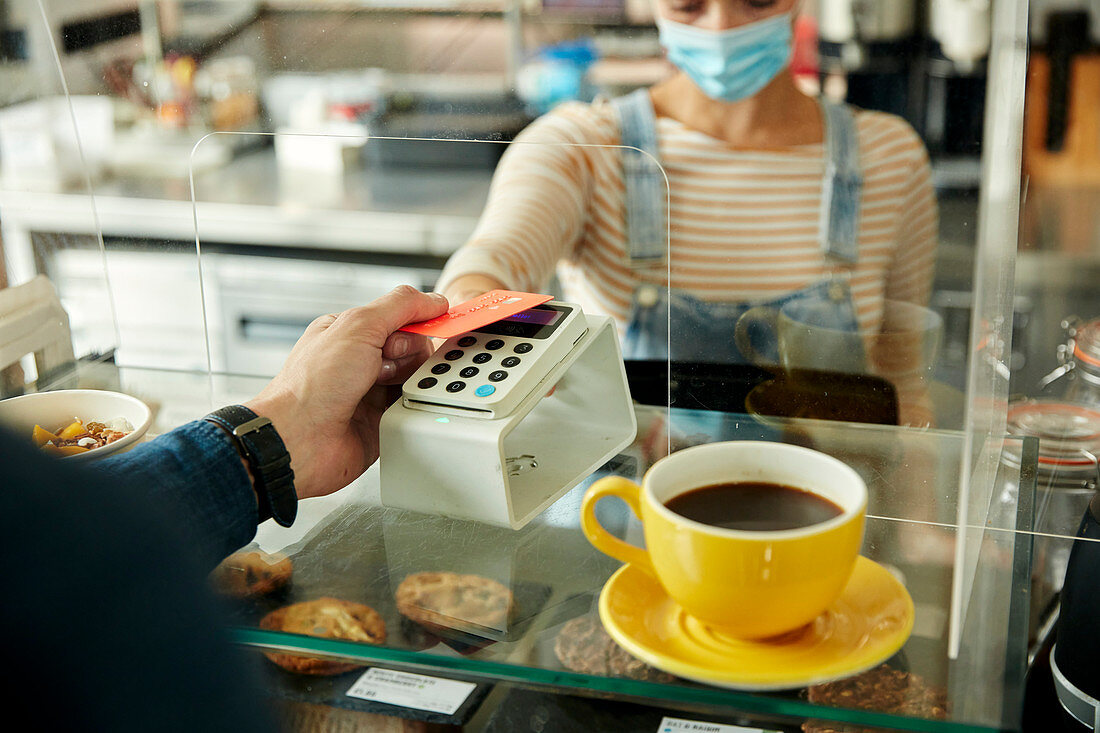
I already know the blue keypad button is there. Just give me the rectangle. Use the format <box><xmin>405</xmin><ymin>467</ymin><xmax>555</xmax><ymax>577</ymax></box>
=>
<box><xmin>475</xmin><ymin>384</ymin><xmax>496</xmax><ymax>397</ymax></box>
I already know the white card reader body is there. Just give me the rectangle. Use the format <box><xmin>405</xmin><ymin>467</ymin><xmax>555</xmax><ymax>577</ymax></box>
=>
<box><xmin>380</xmin><ymin>302</ymin><xmax>637</xmax><ymax>529</ymax></box>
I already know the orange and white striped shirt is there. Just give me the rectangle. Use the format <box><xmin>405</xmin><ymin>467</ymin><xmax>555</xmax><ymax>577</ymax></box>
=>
<box><xmin>437</xmin><ymin>98</ymin><xmax>938</xmax><ymax>338</ymax></box>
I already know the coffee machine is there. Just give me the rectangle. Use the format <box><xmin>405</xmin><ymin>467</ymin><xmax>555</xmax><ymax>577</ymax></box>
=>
<box><xmin>1052</xmin><ymin>492</ymin><xmax>1100</xmax><ymax>729</ymax></box>
<box><xmin>817</xmin><ymin>0</ymin><xmax>920</xmax><ymax>124</ymax></box>
<box><xmin>816</xmin><ymin>0</ymin><xmax>989</xmax><ymax>169</ymax></box>
<box><xmin>921</xmin><ymin>0</ymin><xmax>989</xmax><ymax>159</ymax></box>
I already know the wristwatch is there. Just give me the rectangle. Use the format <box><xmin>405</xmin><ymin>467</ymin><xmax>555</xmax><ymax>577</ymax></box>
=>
<box><xmin>204</xmin><ymin>405</ymin><xmax>297</xmax><ymax>527</ymax></box>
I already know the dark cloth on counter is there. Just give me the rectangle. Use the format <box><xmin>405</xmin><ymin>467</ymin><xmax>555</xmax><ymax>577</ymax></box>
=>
<box><xmin>0</xmin><ymin>424</ymin><xmax>276</xmax><ymax>732</ymax></box>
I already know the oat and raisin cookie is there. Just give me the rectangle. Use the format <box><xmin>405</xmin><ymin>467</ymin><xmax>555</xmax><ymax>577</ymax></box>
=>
<box><xmin>395</xmin><ymin>572</ymin><xmax>514</xmax><ymax>632</ymax></box>
<box><xmin>259</xmin><ymin>597</ymin><xmax>386</xmax><ymax>675</ymax></box>
<box><xmin>210</xmin><ymin>550</ymin><xmax>292</xmax><ymax>598</ymax></box>
<box><xmin>554</xmin><ymin>613</ymin><xmax>673</xmax><ymax>683</ymax></box>
<box><xmin>802</xmin><ymin>664</ymin><xmax>949</xmax><ymax>733</ymax></box>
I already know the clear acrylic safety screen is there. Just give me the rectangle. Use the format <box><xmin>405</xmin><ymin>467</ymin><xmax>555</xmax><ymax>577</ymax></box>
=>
<box><xmin>7</xmin><ymin>0</ymin><xmax>1096</xmax><ymax>730</ymax></box>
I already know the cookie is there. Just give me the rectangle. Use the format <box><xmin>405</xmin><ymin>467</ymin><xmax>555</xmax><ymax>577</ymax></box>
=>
<box><xmin>802</xmin><ymin>664</ymin><xmax>949</xmax><ymax>733</ymax></box>
<box><xmin>554</xmin><ymin>614</ymin><xmax>673</xmax><ymax>683</ymax></box>
<box><xmin>395</xmin><ymin>572</ymin><xmax>514</xmax><ymax>633</ymax></box>
<box><xmin>259</xmin><ymin>597</ymin><xmax>386</xmax><ymax>675</ymax></box>
<box><xmin>210</xmin><ymin>550</ymin><xmax>292</xmax><ymax>598</ymax></box>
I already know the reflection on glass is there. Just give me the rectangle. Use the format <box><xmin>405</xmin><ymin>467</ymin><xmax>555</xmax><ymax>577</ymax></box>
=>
<box><xmin>433</xmin><ymin>0</ymin><xmax>974</xmax><ymax>429</ymax></box>
<box><xmin>0</xmin><ymin>1</ymin><xmax>999</xmax><ymax>425</ymax></box>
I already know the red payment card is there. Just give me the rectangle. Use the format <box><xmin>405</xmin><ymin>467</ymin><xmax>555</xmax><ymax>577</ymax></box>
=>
<box><xmin>399</xmin><ymin>290</ymin><xmax>553</xmax><ymax>339</ymax></box>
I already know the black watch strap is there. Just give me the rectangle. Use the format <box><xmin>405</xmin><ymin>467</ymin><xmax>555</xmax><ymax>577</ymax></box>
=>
<box><xmin>204</xmin><ymin>405</ymin><xmax>297</xmax><ymax>527</ymax></box>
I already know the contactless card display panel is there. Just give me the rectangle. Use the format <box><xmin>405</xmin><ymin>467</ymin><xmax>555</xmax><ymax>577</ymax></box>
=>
<box><xmin>475</xmin><ymin>304</ymin><xmax>574</xmax><ymax>340</ymax></box>
<box><xmin>400</xmin><ymin>291</ymin><xmax>554</xmax><ymax>339</ymax></box>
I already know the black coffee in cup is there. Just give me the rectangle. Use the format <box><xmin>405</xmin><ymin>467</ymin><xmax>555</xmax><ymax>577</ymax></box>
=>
<box><xmin>665</xmin><ymin>482</ymin><xmax>843</xmax><ymax>532</ymax></box>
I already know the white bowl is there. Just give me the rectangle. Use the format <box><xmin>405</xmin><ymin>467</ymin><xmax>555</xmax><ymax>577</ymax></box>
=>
<box><xmin>0</xmin><ymin>389</ymin><xmax>153</xmax><ymax>461</ymax></box>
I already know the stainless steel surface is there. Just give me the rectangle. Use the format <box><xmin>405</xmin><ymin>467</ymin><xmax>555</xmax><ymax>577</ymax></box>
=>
<box><xmin>0</xmin><ymin>144</ymin><xmax>490</xmax><ymax>373</ymax></box>
<box><xmin>0</xmin><ymin>146</ymin><xmax>492</xmax><ymax>257</ymax></box>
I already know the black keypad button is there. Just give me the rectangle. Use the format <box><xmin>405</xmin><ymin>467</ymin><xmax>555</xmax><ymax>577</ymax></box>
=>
<box><xmin>457</xmin><ymin>336</ymin><xmax>477</xmax><ymax>347</ymax></box>
<box><xmin>446</xmin><ymin>381</ymin><xmax>466</xmax><ymax>393</ymax></box>
<box><xmin>472</xmin><ymin>353</ymin><xmax>492</xmax><ymax>364</ymax></box>
<box><xmin>485</xmin><ymin>339</ymin><xmax>505</xmax><ymax>350</ymax></box>
<box><xmin>488</xmin><ymin>370</ymin><xmax>508</xmax><ymax>382</ymax></box>
<box><xmin>417</xmin><ymin>377</ymin><xmax>437</xmax><ymax>389</ymax></box>
<box><xmin>431</xmin><ymin>363</ymin><xmax>451</xmax><ymax>375</ymax></box>
<box><xmin>501</xmin><ymin>356</ymin><xmax>521</xmax><ymax>368</ymax></box>
<box><xmin>459</xmin><ymin>367</ymin><xmax>479</xmax><ymax>378</ymax></box>
<box><xmin>514</xmin><ymin>342</ymin><xmax>533</xmax><ymax>354</ymax></box>
<box><xmin>444</xmin><ymin>350</ymin><xmax>464</xmax><ymax>361</ymax></box>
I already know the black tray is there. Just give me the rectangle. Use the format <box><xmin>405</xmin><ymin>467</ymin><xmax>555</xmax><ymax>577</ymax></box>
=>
<box><xmin>625</xmin><ymin>360</ymin><xmax>899</xmax><ymax>426</ymax></box>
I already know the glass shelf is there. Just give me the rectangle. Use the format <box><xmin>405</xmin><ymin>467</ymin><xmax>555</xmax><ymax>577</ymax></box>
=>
<box><xmin>114</xmin><ymin>371</ymin><xmax>1029</xmax><ymax>733</ymax></box>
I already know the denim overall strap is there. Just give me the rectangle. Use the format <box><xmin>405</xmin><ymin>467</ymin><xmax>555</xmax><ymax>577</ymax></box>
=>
<box><xmin>618</xmin><ymin>96</ymin><xmax>864</xmax><ymax>364</ymax></box>
<box><xmin>819</xmin><ymin>100</ymin><xmax>862</xmax><ymax>265</ymax></box>
<box><xmin>621</xmin><ymin>279</ymin><xmax>859</xmax><ymax>364</ymax></box>
<box><xmin>610</xmin><ymin>89</ymin><xmax>667</xmax><ymax>266</ymax></box>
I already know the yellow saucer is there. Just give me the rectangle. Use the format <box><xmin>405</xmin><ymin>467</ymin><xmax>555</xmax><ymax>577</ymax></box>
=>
<box><xmin>599</xmin><ymin>556</ymin><xmax>914</xmax><ymax>691</ymax></box>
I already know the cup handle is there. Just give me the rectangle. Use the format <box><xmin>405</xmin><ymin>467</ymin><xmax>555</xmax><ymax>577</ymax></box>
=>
<box><xmin>734</xmin><ymin>305</ymin><xmax>780</xmax><ymax>365</ymax></box>
<box><xmin>581</xmin><ymin>476</ymin><xmax>656</xmax><ymax>577</ymax></box>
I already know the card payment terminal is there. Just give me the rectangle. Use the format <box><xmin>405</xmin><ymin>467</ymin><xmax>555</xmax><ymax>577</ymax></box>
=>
<box><xmin>380</xmin><ymin>301</ymin><xmax>636</xmax><ymax>529</ymax></box>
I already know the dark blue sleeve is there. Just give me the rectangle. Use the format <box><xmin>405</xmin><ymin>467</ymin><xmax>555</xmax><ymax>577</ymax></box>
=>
<box><xmin>0</xmin><ymin>427</ymin><xmax>276</xmax><ymax>732</ymax></box>
<box><xmin>97</xmin><ymin>420</ymin><xmax>259</xmax><ymax>569</ymax></box>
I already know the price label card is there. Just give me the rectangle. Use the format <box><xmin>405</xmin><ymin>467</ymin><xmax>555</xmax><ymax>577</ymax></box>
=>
<box><xmin>399</xmin><ymin>290</ymin><xmax>553</xmax><ymax>338</ymax></box>
<box><xmin>346</xmin><ymin>668</ymin><xmax>476</xmax><ymax>715</ymax></box>
<box><xmin>657</xmin><ymin>718</ymin><xmax>780</xmax><ymax>733</ymax></box>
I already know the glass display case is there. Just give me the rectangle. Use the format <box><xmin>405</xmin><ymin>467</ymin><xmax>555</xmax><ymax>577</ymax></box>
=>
<box><xmin>3</xmin><ymin>1</ymin><xmax>1090</xmax><ymax>731</ymax></box>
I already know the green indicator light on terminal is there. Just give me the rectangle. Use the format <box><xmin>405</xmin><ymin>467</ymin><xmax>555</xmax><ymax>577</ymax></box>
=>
<box><xmin>435</xmin><ymin>417</ymin><xmax>450</xmax><ymax>423</ymax></box>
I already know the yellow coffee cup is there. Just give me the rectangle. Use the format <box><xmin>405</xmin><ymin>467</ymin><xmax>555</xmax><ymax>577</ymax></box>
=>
<box><xmin>581</xmin><ymin>441</ymin><xmax>867</xmax><ymax>639</ymax></box>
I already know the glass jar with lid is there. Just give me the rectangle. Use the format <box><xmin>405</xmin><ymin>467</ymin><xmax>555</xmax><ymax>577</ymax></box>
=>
<box><xmin>1038</xmin><ymin>317</ymin><xmax>1100</xmax><ymax>408</ymax></box>
<box><xmin>1001</xmin><ymin>399</ymin><xmax>1100</xmax><ymax>642</ymax></box>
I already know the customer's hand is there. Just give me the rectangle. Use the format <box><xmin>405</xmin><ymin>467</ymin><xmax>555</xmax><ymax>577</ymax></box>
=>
<box><xmin>245</xmin><ymin>286</ymin><xmax>449</xmax><ymax>500</ymax></box>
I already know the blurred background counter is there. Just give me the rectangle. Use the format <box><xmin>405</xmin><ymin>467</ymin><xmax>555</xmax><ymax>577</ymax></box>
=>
<box><xmin>0</xmin><ymin>148</ymin><xmax>492</xmax><ymax>375</ymax></box>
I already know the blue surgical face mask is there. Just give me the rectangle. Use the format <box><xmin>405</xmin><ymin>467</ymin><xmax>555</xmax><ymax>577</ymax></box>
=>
<box><xmin>657</xmin><ymin>12</ymin><xmax>793</xmax><ymax>103</ymax></box>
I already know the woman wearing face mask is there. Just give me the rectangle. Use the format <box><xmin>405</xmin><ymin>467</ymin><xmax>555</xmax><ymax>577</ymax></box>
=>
<box><xmin>436</xmin><ymin>0</ymin><xmax>937</xmax><ymax>423</ymax></box>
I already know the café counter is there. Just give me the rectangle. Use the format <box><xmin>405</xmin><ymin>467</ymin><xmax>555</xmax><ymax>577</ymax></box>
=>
<box><xmin>101</xmin><ymin>364</ymin><xmax>1036</xmax><ymax>733</ymax></box>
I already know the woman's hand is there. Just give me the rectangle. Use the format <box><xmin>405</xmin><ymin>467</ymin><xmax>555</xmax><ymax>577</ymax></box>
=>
<box><xmin>433</xmin><ymin>273</ymin><xmax>507</xmax><ymax>348</ymax></box>
<box><xmin>441</xmin><ymin>273</ymin><xmax>507</xmax><ymax>307</ymax></box>
<box><xmin>244</xmin><ymin>286</ymin><xmax>449</xmax><ymax>500</ymax></box>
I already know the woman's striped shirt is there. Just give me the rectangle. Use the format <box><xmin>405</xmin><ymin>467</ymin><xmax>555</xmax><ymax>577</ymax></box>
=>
<box><xmin>437</xmin><ymin>97</ymin><xmax>938</xmax><ymax>341</ymax></box>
